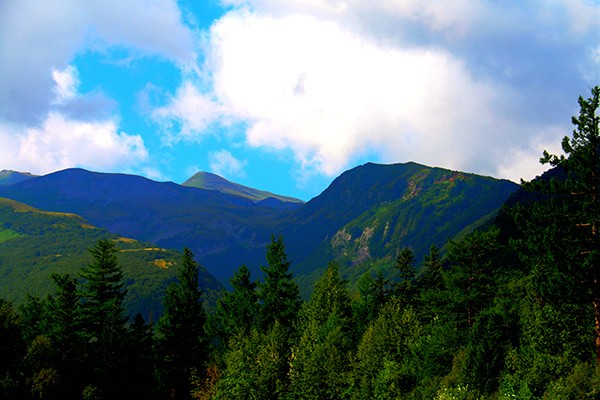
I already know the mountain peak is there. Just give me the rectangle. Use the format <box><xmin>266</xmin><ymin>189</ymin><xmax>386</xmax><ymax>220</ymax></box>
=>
<box><xmin>183</xmin><ymin>171</ymin><xmax>304</xmax><ymax>205</ymax></box>
<box><xmin>0</xmin><ymin>170</ymin><xmax>37</xmax><ymax>186</ymax></box>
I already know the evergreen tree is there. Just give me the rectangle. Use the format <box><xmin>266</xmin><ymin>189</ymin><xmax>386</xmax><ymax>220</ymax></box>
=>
<box><xmin>417</xmin><ymin>243</ymin><xmax>445</xmax><ymax>321</ymax></box>
<box><xmin>257</xmin><ymin>235</ymin><xmax>301</xmax><ymax>333</ymax></box>
<box><xmin>444</xmin><ymin>228</ymin><xmax>499</xmax><ymax>328</ymax></box>
<box><xmin>288</xmin><ymin>262</ymin><xmax>354</xmax><ymax>399</ymax></box>
<box><xmin>352</xmin><ymin>271</ymin><xmax>391</xmax><ymax>336</ymax></box>
<box><xmin>214</xmin><ymin>264</ymin><xmax>258</xmax><ymax>343</ymax></box>
<box><xmin>46</xmin><ymin>273</ymin><xmax>84</xmax><ymax>397</ymax></box>
<box><xmin>419</xmin><ymin>243</ymin><xmax>444</xmax><ymax>291</ymax></box>
<box><xmin>352</xmin><ymin>298</ymin><xmax>421</xmax><ymax>399</ymax></box>
<box><xmin>393</xmin><ymin>247</ymin><xmax>417</xmax><ymax>306</ymax></box>
<box><xmin>214</xmin><ymin>322</ymin><xmax>289</xmax><ymax>400</ymax></box>
<box><xmin>157</xmin><ymin>247</ymin><xmax>208</xmax><ymax>400</ymax></box>
<box><xmin>0</xmin><ymin>299</ymin><xmax>25</xmax><ymax>398</ymax></box>
<box><xmin>520</xmin><ymin>86</ymin><xmax>599</xmax><ymax>364</ymax></box>
<box><xmin>78</xmin><ymin>239</ymin><xmax>129</xmax><ymax>397</ymax></box>
<box><xmin>79</xmin><ymin>239</ymin><xmax>128</xmax><ymax>341</ymax></box>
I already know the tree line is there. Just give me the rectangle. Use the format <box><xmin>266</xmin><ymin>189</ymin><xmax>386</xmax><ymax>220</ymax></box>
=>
<box><xmin>0</xmin><ymin>86</ymin><xmax>598</xmax><ymax>399</ymax></box>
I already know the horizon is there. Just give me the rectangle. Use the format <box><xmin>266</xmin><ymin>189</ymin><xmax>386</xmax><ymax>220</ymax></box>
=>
<box><xmin>1</xmin><ymin>1</ymin><xmax>598</xmax><ymax>200</ymax></box>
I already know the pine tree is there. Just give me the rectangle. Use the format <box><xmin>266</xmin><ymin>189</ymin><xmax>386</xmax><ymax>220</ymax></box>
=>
<box><xmin>288</xmin><ymin>263</ymin><xmax>354</xmax><ymax>400</ymax></box>
<box><xmin>46</xmin><ymin>273</ymin><xmax>84</xmax><ymax>397</ymax></box>
<box><xmin>521</xmin><ymin>86</ymin><xmax>600</xmax><ymax>364</ymax></box>
<box><xmin>78</xmin><ymin>239</ymin><xmax>129</xmax><ymax>397</ymax></box>
<box><xmin>156</xmin><ymin>247</ymin><xmax>208</xmax><ymax>399</ymax></box>
<box><xmin>0</xmin><ymin>299</ymin><xmax>25</xmax><ymax>397</ymax></box>
<box><xmin>257</xmin><ymin>235</ymin><xmax>301</xmax><ymax>333</ymax></box>
<box><xmin>79</xmin><ymin>239</ymin><xmax>128</xmax><ymax>341</ymax></box>
<box><xmin>444</xmin><ymin>228</ymin><xmax>499</xmax><ymax>328</ymax></box>
<box><xmin>214</xmin><ymin>264</ymin><xmax>258</xmax><ymax>342</ymax></box>
<box><xmin>394</xmin><ymin>247</ymin><xmax>417</xmax><ymax>306</ymax></box>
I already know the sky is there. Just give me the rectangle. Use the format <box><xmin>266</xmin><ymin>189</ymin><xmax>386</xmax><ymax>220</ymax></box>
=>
<box><xmin>1</xmin><ymin>0</ymin><xmax>599</xmax><ymax>201</ymax></box>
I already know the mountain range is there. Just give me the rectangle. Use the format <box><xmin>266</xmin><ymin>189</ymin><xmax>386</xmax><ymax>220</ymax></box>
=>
<box><xmin>0</xmin><ymin>162</ymin><xmax>519</xmax><ymax>298</ymax></box>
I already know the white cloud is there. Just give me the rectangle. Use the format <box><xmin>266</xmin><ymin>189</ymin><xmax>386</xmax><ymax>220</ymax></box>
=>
<box><xmin>0</xmin><ymin>0</ymin><xmax>188</xmax><ymax>177</ymax></box>
<box><xmin>152</xmin><ymin>82</ymin><xmax>223</xmax><ymax>143</ymax></box>
<box><xmin>152</xmin><ymin>0</ymin><xmax>597</xmax><ymax>184</ymax></box>
<box><xmin>0</xmin><ymin>63</ymin><xmax>148</xmax><ymax>175</ymax></box>
<box><xmin>52</xmin><ymin>66</ymin><xmax>80</xmax><ymax>105</ymax></box>
<box><xmin>156</xmin><ymin>10</ymin><xmax>518</xmax><ymax>178</ymax></box>
<box><xmin>0</xmin><ymin>0</ymin><xmax>196</xmax><ymax>124</ymax></box>
<box><xmin>208</xmin><ymin>149</ymin><xmax>247</xmax><ymax>178</ymax></box>
<box><xmin>0</xmin><ymin>113</ymin><xmax>147</xmax><ymax>175</ymax></box>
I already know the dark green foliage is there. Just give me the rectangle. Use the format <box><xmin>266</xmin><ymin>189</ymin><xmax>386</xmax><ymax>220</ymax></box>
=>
<box><xmin>351</xmin><ymin>271</ymin><xmax>391</xmax><ymax>336</ymax></box>
<box><xmin>444</xmin><ymin>228</ymin><xmax>500</xmax><ymax>329</ymax></box>
<box><xmin>157</xmin><ymin>248</ymin><xmax>208</xmax><ymax>399</ymax></box>
<box><xmin>0</xmin><ymin>299</ymin><xmax>25</xmax><ymax>397</ymax></box>
<box><xmin>288</xmin><ymin>263</ymin><xmax>354</xmax><ymax>400</ymax></box>
<box><xmin>352</xmin><ymin>298</ymin><xmax>421</xmax><ymax>399</ymax></box>
<box><xmin>257</xmin><ymin>235</ymin><xmax>301</xmax><ymax>332</ymax></box>
<box><xmin>214</xmin><ymin>322</ymin><xmax>289</xmax><ymax>400</ymax></box>
<box><xmin>394</xmin><ymin>247</ymin><xmax>417</xmax><ymax>306</ymax></box>
<box><xmin>212</xmin><ymin>265</ymin><xmax>258</xmax><ymax>345</ymax></box>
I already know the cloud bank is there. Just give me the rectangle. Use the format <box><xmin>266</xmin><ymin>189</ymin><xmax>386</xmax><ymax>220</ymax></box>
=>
<box><xmin>156</xmin><ymin>0</ymin><xmax>599</xmax><ymax>183</ymax></box>
<box><xmin>0</xmin><ymin>0</ymin><xmax>195</xmax><ymax>174</ymax></box>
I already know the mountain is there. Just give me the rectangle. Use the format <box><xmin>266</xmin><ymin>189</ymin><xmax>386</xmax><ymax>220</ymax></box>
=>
<box><xmin>183</xmin><ymin>171</ymin><xmax>304</xmax><ymax>208</ymax></box>
<box><xmin>280</xmin><ymin>162</ymin><xmax>519</xmax><ymax>290</ymax></box>
<box><xmin>0</xmin><ymin>163</ymin><xmax>519</xmax><ymax>293</ymax></box>
<box><xmin>0</xmin><ymin>168</ymin><xmax>291</xmax><ymax>282</ymax></box>
<box><xmin>0</xmin><ymin>170</ymin><xmax>36</xmax><ymax>186</ymax></box>
<box><xmin>0</xmin><ymin>197</ymin><xmax>223</xmax><ymax>317</ymax></box>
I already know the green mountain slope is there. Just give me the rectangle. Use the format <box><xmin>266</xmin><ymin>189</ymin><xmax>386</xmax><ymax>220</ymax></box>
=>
<box><xmin>183</xmin><ymin>171</ymin><xmax>304</xmax><ymax>206</ymax></box>
<box><xmin>0</xmin><ymin>164</ymin><xmax>519</xmax><ymax>297</ymax></box>
<box><xmin>281</xmin><ymin>162</ymin><xmax>519</xmax><ymax>291</ymax></box>
<box><xmin>0</xmin><ymin>197</ymin><xmax>223</xmax><ymax>317</ymax></box>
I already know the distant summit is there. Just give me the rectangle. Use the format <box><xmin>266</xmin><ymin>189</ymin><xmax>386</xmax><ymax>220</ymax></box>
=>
<box><xmin>0</xmin><ymin>170</ymin><xmax>37</xmax><ymax>186</ymax></box>
<box><xmin>183</xmin><ymin>171</ymin><xmax>304</xmax><ymax>204</ymax></box>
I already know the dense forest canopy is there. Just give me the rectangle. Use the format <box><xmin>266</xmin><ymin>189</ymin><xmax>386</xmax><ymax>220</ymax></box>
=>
<box><xmin>0</xmin><ymin>86</ymin><xmax>598</xmax><ymax>399</ymax></box>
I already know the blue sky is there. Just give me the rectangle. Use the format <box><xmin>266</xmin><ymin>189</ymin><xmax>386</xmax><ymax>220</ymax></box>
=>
<box><xmin>1</xmin><ymin>0</ymin><xmax>598</xmax><ymax>201</ymax></box>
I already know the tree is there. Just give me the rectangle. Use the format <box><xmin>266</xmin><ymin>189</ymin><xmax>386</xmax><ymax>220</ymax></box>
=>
<box><xmin>521</xmin><ymin>86</ymin><xmax>599</xmax><ymax>364</ymax></box>
<box><xmin>46</xmin><ymin>273</ymin><xmax>84</xmax><ymax>397</ymax></box>
<box><xmin>78</xmin><ymin>239</ymin><xmax>129</xmax><ymax>397</ymax></box>
<box><xmin>213</xmin><ymin>265</ymin><xmax>258</xmax><ymax>344</ymax></box>
<box><xmin>79</xmin><ymin>239</ymin><xmax>128</xmax><ymax>340</ymax></box>
<box><xmin>444</xmin><ymin>228</ymin><xmax>499</xmax><ymax>329</ymax></box>
<box><xmin>0</xmin><ymin>299</ymin><xmax>25</xmax><ymax>398</ymax></box>
<box><xmin>394</xmin><ymin>247</ymin><xmax>417</xmax><ymax>306</ymax></box>
<box><xmin>352</xmin><ymin>298</ymin><xmax>421</xmax><ymax>399</ymax></box>
<box><xmin>214</xmin><ymin>322</ymin><xmax>289</xmax><ymax>400</ymax></box>
<box><xmin>257</xmin><ymin>235</ymin><xmax>301</xmax><ymax>333</ymax></box>
<box><xmin>157</xmin><ymin>247</ymin><xmax>208</xmax><ymax>399</ymax></box>
<box><xmin>288</xmin><ymin>263</ymin><xmax>354</xmax><ymax>399</ymax></box>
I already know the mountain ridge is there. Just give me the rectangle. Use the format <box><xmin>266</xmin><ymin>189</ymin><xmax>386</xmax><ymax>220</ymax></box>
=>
<box><xmin>183</xmin><ymin>171</ymin><xmax>304</xmax><ymax>206</ymax></box>
<box><xmin>0</xmin><ymin>162</ymin><xmax>520</xmax><ymax>292</ymax></box>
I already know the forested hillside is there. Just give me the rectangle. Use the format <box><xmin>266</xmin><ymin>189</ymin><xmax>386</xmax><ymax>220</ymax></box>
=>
<box><xmin>0</xmin><ymin>197</ymin><xmax>223</xmax><ymax>317</ymax></box>
<box><xmin>0</xmin><ymin>87</ymin><xmax>598</xmax><ymax>399</ymax></box>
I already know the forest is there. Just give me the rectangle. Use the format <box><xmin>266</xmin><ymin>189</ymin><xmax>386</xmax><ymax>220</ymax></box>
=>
<box><xmin>0</xmin><ymin>87</ymin><xmax>598</xmax><ymax>399</ymax></box>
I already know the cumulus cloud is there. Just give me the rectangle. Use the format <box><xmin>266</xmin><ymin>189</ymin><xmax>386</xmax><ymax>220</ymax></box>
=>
<box><xmin>0</xmin><ymin>0</ymin><xmax>191</xmax><ymax>175</ymax></box>
<box><xmin>152</xmin><ymin>82</ymin><xmax>224</xmax><ymax>143</ymax></box>
<box><xmin>208</xmin><ymin>149</ymin><xmax>247</xmax><ymax>179</ymax></box>
<box><xmin>0</xmin><ymin>63</ymin><xmax>148</xmax><ymax>175</ymax></box>
<box><xmin>0</xmin><ymin>113</ymin><xmax>147</xmax><ymax>174</ymax></box>
<box><xmin>0</xmin><ymin>0</ymin><xmax>196</xmax><ymax>125</ymax></box>
<box><xmin>153</xmin><ymin>0</ymin><xmax>598</xmax><ymax>183</ymax></box>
